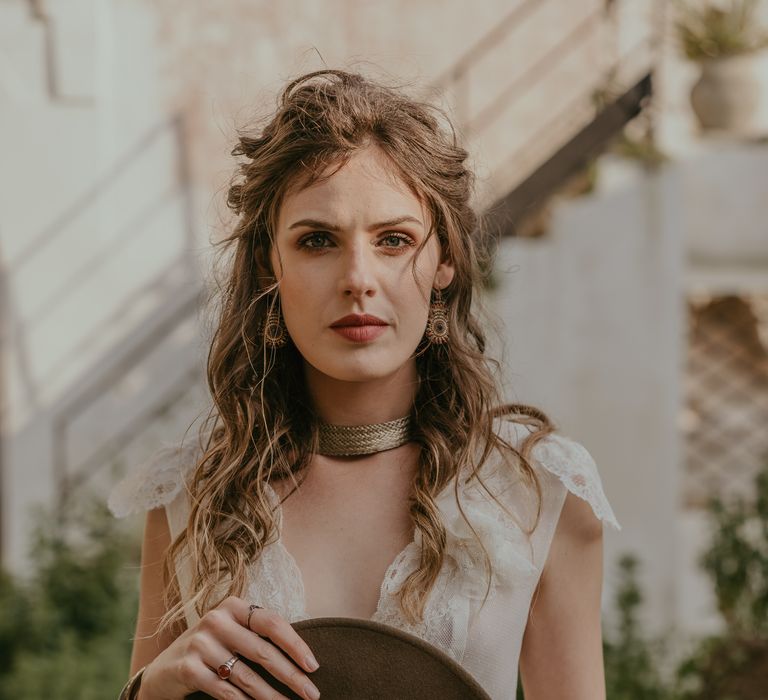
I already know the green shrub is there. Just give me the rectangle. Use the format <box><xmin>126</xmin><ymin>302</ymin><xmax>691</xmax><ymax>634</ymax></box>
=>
<box><xmin>0</xmin><ymin>496</ymin><xmax>141</xmax><ymax>700</ymax></box>
<box><xmin>675</xmin><ymin>0</ymin><xmax>768</xmax><ymax>60</ymax></box>
<box><xmin>671</xmin><ymin>458</ymin><xmax>768</xmax><ymax>699</ymax></box>
<box><xmin>604</xmin><ymin>554</ymin><xmax>675</xmax><ymax>700</ymax></box>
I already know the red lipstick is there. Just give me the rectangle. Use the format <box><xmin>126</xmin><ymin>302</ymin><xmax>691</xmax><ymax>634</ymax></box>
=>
<box><xmin>330</xmin><ymin>313</ymin><xmax>389</xmax><ymax>343</ymax></box>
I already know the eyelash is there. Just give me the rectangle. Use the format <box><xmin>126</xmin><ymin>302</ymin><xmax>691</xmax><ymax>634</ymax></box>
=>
<box><xmin>297</xmin><ymin>231</ymin><xmax>416</xmax><ymax>251</ymax></box>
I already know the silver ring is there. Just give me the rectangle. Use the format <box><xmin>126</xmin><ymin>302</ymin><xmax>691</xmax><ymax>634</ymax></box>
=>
<box><xmin>217</xmin><ymin>654</ymin><xmax>240</xmax><ymax>680</ymax></box>
<box><xmin>246</xmin><ymin>603</ymin><xmax>263</xmax><ymax>632</ymax></box>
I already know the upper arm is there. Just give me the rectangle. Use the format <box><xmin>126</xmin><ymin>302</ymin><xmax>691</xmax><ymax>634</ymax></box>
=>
<box><xmin>519</xmin><ymin>490</ymin><xmax>606</xmax><ymax>700</ymax></box>
<box><xmin>129</xmin><ymin>507</ymin><xmax>185</xmax><ymax>675</ymax></box>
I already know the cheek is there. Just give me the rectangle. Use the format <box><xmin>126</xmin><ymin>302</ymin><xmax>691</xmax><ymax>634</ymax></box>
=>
<box><xmin>393</xmin><ymin>279</ymin><xmax>432</xmax><ymax>335</ymax></box>
<box><xmin>277</xmin><ymin>268</ymin><xmax>328</xmax><ymax>336</ymax></box>
<box><xmin>403</xmin><ymin>257</ymin><xmax>438</xmax><ymax>307</ymax></box>
<box><xmin>279</xmin><ymin>277</ymin><xmax>309</xmax><ymax>320</ymax></box>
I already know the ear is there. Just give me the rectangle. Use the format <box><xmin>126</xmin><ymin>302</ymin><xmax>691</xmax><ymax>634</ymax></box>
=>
<box><xmin>434</xmin><ymin>257</ymin><xmax>455</xmax><ymax>290</ymax></box>
<box><xmin>255</xmin><ymin>257</ymin><xmax>272</xmax><ymax>279</ymax></box>
<box><xmin>257</xmin><ymin>244</ymin><xmax>282</xmax><ymax>286</ymax></box>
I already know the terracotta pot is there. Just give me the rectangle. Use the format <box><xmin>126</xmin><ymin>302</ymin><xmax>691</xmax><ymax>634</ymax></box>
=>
<box><xmin>690</xmin><ymin>50</ymin><xmax>767</xmax><ymax>135</ymax></box>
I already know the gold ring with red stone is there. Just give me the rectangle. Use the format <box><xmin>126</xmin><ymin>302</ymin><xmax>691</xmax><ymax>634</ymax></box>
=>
<box><xmin>216</xmin><ymin>654</ymin><xmax>240</xmax><ymax>680</ymax></box>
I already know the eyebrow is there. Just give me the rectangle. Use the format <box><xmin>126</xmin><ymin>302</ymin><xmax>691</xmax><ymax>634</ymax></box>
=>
<box><xmin>288</xmin><ymin>215</ymin><xmax>424</xmax><ymax>231</ymax></box>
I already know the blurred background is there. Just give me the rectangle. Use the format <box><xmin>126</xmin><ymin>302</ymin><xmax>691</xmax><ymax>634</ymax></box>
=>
<box><xmin>1</xmin><ymin>0</ymin><xmax>767</xmax><ymax>697</ymax></box>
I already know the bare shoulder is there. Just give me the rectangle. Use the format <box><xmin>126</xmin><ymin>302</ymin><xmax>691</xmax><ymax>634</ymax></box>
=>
<box><xmin>536</xmin><ymin>490</ymin><xmax>605</xmax><ymax>596</ymax></box>
<box><xmin>130</xmin><ymin>507</ymin><xmax>183</xmax><ymax>674</ymax></box>
<box><xmin>553</xmin><ymin>489</ymin><xmax>605</xmax><ymax>546</ymax></box>
<box><xmin>140</xmin><ymin>505</ymin><xmax>175</xmax><ymax>573</ymax></box>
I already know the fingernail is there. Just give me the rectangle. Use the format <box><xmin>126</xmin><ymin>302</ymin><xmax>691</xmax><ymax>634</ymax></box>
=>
<box><xmin>304</xmin><ymin>682</ymin><xmax>320</xmax><ymax>699</ymax></box>
<box><xmin>305</xmin><ymin>654</ymin><xmax>319</xmax><ymax>671</ymax></box>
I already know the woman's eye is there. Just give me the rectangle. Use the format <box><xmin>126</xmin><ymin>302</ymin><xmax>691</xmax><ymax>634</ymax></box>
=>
<box><xmin>298</xmin><ymin>232</ymin><xmax>333</xmax><ymax>249</ymax></box>
<box><xmin>380</xmin><ymin>233</ymin><xmax>414</xmax><ymax>248</ymax></box>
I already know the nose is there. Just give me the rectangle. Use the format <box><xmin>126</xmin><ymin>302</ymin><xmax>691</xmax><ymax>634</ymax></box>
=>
<box><xmin>338</xmin><ymin>239</ymin><xmax>377</xmax><ymax>300</ymax></box>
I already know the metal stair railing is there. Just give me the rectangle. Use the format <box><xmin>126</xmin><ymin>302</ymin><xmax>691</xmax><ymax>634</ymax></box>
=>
<box><xmin>54</xmin><ymin>283</ymin><xmax>205</xmax><ymax>506</ymax></box>
<box><xmin>430</xmin><ymin>0</ymin><xmax>658</xmax><ymax>230</ymax></box>
<box><xmin>5</xmin><ymin>111</ymin><xmax>202</xmax><ymax>502</ymax></box>
<box><xmin>26</xmin><ymin>0</ymin><xmax>93</xmax><ymax>105</ymax></box>
<box><xmin>486</xmin><ymin>70</ymin><xmax>653</xmax><ymax>235</ymax></box>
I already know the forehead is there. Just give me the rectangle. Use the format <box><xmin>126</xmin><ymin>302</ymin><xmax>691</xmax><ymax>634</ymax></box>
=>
<box><xmin>277</xmin><ymin>146</ymin><xmax>429</xmax><ymax>227</ymax></box>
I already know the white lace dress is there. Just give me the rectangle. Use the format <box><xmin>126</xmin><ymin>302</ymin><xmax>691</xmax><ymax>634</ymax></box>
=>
<box><xmin>108</xmin><ymin>418</ymin><xmax>621</xmax><ymax>699</ymax></box>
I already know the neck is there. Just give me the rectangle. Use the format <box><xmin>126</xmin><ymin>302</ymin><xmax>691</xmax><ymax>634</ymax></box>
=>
<box><xmin>303</xmin><ymin>359</ymin><xmax>418</xmax><ymax>425</ymax></box>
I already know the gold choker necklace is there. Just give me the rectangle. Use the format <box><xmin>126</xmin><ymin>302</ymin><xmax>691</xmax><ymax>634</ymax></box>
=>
<box><xmin>318</xmin><ymin>415</ymin><xmax>413</xmax><ymax>456</ymax></box>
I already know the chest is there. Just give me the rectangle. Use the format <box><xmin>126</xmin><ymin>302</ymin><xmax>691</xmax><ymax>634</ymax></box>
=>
<box><xmin>271</xmin><ymin>465</ymin><xmax>416</xmax><ymax>619</ymax></box>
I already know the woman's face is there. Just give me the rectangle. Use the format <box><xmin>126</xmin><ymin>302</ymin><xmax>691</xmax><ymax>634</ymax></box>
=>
<box><xmin>270</xmin><ymin>145</ymin><xmax>454</xmax><ymax>383</ymax></box>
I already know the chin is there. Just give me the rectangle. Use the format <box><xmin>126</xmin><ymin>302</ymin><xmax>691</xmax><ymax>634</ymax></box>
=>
<box><xmin>318</xmin><ymin>361</ymin><xmax>399</xmax><ymax>383</ymax></box>
<box><xmin>302</xmin><ymin>349</ymin><xmax>413</xmax><ymax>384</ymax></box>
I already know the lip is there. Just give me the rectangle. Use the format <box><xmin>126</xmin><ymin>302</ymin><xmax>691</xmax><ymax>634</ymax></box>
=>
<box><xmin>332</xmin><ymin>325</ymin><xmax>388</xmax><ymax>343</ymax></box>
<box><xmin>330</xmin><ymin>313</ymin><xmax>389</xmax><ymax>328</ymax></box>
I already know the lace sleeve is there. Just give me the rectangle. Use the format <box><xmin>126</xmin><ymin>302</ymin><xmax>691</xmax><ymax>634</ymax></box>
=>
<box><xmin>107</xmin><ymin>440</ymin><xmax>200</xmax><ymax>519</ymax></box>
<box><xmin>531</xmin><ymin>432</ymin><xmax>622</xmax><ymax>531</ymax></box>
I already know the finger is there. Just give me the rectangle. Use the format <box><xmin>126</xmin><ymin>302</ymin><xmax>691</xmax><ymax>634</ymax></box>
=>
<box><xmin>225</xmin><ymin>598</ymin><xmax>319</xmax><ymax>674</ymax></box>
<box><xmin>225</xmin><ymin>623</ymin><xmax>321</xmax><ymax>700</ymax></box>
<box><xmin>179</xmin><ymin>652</ymin><xmax>253</xmax><ymax>700</ymax></box>
<box><xmin>202</xmin><ymin>678</ymin><xmax>256</xmax><ymax>700</ymax></box>
<box><xmin>227</xmin><ymin>656</ymin><xmax>293</xmax><ymax>700</ymax></box>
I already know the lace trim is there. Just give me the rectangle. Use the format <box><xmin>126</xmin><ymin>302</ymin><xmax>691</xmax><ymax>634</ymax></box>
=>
<box><xmin>245</xmin><ymin>540</ymin><xmax>309</xmax><ymax>623</ymax></box>
<box><xmin>244</xmin><ymin>482</ymin><xmax>309</xmax><ymax>622</ymax></box>
<box><xmin>371</xmin><ymin>535</ymin><xmax>471</xmax><ymax>663</ymax></box>
<box><xmin>107</xmin><ymin>441</ymin><xmax>200</xmax><ymax>518</ymax></box>
<box><xmin>366</xmin><ymin>489</ymin><xmax>540</xmax><ymax>665</ymax></box>
<box><xmin>529</xmin><ymin>431</ymin><xmax>622</xmax><ymax>531</ymax></box>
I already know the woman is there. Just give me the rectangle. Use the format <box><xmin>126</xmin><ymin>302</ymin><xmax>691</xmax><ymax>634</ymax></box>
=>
<box><xmin>109</xmin><ymin>68</ymin><xmax>621</xmax><ymax>700</ymax></box>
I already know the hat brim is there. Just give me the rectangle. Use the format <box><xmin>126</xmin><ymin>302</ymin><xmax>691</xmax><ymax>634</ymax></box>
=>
<box><xmin>186</xmin><ymin>616</ymin><xmax>491</xmax><ymax>699</ymax></box>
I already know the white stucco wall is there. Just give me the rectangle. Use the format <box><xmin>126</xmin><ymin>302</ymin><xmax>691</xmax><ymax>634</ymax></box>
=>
<box><xmin>487</xmin><ymin>162</ymin><xmax>686</xmax><ymax>638</ymax></box>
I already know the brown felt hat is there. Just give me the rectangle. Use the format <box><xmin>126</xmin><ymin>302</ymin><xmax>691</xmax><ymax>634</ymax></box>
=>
<box><xmin>186</xmin><ymin>616</ymin><xmax>491</xmax><ymax>699</ymax></box>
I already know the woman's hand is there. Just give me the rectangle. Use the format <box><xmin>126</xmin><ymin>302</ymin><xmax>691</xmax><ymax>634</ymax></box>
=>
<box><xmin>138</xmin><ymin>596</ymin><xmax>321</xmax><ymax>700</ymax></box>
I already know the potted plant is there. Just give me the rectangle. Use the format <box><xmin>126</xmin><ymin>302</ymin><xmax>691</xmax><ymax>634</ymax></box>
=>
<box><xmin>675</xmin><ymin>0</ymin><xmax>768</xmax><ymax>135</ymax></box>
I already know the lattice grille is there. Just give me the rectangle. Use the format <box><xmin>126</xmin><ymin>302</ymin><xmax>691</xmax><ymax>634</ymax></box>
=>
<box><xmin>681</xmin><ymin>293</ymin><xmax>768</xmax><ymax>509</ymax></box>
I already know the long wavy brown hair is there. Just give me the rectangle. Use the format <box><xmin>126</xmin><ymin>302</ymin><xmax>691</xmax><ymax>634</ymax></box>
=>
<box><xmin>159</xmin><ymin>68</ymin><xmax>557</xmax><ymax>636</ymax></box>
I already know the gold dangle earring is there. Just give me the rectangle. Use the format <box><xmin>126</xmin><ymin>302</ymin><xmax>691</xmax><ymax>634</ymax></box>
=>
<box><xmin>262</xmin><ymin>297</ymin><xmax>288</xmax><ymax>349</ymax></box>
<box><xmin>425</xmin><ymin>287</ymin><xmax>449</xmax><ymax>345</ymax></box>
